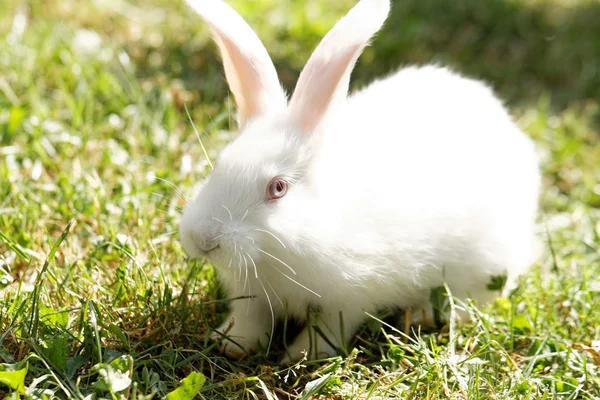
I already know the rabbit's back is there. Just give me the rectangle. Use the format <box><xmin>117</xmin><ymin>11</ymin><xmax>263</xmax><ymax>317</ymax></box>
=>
<box><xmin>308</xmin><ymin>65</ymin><xmax>539</xmax><ymax>294</ymax></box>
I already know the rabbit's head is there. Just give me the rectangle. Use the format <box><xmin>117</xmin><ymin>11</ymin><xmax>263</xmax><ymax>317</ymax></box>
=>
<box><xmin>179</xmin><ymin>0</ymin><xmax>390</xmax><ymax>268</ymax></box>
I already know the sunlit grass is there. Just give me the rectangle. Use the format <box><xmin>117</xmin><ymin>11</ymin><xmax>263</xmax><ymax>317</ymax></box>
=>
<box><xmin>1</xmin><ymin>0</ymin><xmax>599</xmax><ymax>398</ymax></box>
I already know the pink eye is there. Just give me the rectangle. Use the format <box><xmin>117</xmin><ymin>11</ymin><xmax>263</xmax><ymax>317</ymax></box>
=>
<box><xmin>267</xmin><ymin>178</ymin><xmax>288</xmax><ymax>201</ymax></box>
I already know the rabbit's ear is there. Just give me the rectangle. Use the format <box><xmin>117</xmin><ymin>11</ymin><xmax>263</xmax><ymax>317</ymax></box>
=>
<box><xmin>186</xmin><ymin>0</ymin><xmax>286</xmax><ymax>128</ymax></box>
<box><xmin>288</xmin><ymin>0</ymin><xmax>389</xmax><ymax>134</ymax></box>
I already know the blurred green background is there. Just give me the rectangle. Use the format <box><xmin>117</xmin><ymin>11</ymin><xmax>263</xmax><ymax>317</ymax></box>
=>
<box><xmin>3</xmin><ymin>0</ymin><xmax>600</xmax><ymax>108</ymax></box>
<box><xmin>7</xmin><ymin>0</ymin><xmax>599</xmax><ymax>104</ymax></box>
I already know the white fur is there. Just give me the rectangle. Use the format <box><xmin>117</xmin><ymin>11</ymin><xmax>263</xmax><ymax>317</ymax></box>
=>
<box><xmin>179</xmin><ymin>0</ymin><xmax>540</xmax><ymax>363</ymax></box>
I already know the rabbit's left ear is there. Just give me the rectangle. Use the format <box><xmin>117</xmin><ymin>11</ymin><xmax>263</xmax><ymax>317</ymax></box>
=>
<box><xmin>288</xmin><ymin>0</ymin><xmax>390</xmax><ymax>135</ymax></box>
<box><xmin>185</xmin><ymin>0</ymin><xmax>287</xmax><ymax>128</ymax></box>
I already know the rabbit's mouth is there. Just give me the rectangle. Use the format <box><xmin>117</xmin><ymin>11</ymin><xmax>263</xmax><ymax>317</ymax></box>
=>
<box><xmin>203</xmin><ymin>244</ymin><xmax>220</xmax><ymax>254</ymax></box>
<box><xmin>196</xmin><ymin>244</ymin><xmax>220</xmax><ymax>260</ymax></box>
<box><xmin>184</xmin><ymin>240</ymin><xmax>221</xmax><ymax>260</ymax></box>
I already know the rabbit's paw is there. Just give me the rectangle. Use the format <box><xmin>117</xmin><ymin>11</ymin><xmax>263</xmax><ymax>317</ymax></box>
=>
<box><xmin>211</xmin><ymin>315</ymin><xmax>269</xmax><ymax>359</ymax></box>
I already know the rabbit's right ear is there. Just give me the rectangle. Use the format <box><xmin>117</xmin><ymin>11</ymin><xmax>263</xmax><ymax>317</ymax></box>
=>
<box><xmin>185</xmin><ymin>0</ymin><xmax>286</xmax><ymax>128</ymax></box>
<box><xmin>288</xmin><ymin>0</ymin><xmax>389</xmax><ymax>135</ymax></box>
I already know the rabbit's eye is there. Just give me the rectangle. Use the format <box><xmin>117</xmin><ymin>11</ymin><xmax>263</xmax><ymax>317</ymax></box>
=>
<box><xmin>266</xmin><ymin>177</ymin><xmax>288</xmax><ymax>201</ymax></box>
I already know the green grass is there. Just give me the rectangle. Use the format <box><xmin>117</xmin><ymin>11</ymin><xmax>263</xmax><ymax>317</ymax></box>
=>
<box><xmin>1</xmin><ymin>0</ymin><xmax>600</xmax><ymax>398</ymax></box>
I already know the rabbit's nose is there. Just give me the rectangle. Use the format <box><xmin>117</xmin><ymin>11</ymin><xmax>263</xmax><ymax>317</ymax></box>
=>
<box><xmin>191</xmin><ymin>230</ymin><xmax>220</xmax><ymax>253</ymax></box>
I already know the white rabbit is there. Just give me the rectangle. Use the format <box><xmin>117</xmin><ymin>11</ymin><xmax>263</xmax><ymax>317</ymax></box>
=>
<box><xmin>179</xmin><ymin>0</ymin><xmax>540</xmax><ymax>363</ymax></box>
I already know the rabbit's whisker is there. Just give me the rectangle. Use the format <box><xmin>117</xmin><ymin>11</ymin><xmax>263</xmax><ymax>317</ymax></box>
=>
<box><xmin>240</xmin><ymin>209</ymin><xmax>249</xmax><ymax>221</ymax></box>
<box><xmin>245</xmin><ymin>256</ymin><xmax>253</xmax><ymax>315</ymax></box>
<box><xmin>227</xmin><ymin>258</ymin><xmax>232</xmax><ymax>269</ymax></box>
<box><xmin>242</xmin><ymin>254</ymin><xmax>249</xmax><ymax>292</ymax></box>
<box><xmin>151</xmin><ymin>192</ymin><xmax>172</xmax><ymax>202</ymax></box>
<box><xmin>152</xmin><ymin>198</ymin><xmax>182</xmax><ymax>216</ymax></box>
<box><xmin>257</xmin><ymin>276</ymin><xmax>274</xmax><ymax>357</ymax></box>
<box><xmin>156</xmin><ymin>177</ymin><xmax>189</xmax><ymax>203</ymax></box>
<box><xmin>222</xmin><ymin>205</ymin><xmax>233</xmax><ymax>221</ymax></box>
<box><xmin>154</xmin><ymin>230</ymin><xmax>178</xmax><ymax>239</ymax></box>
<box><xmin>265</xmin><ymin>277</ymin><xmax>284</xmax><ymax>307</ymax></box>
<box><xmin>246</xmin><ymin>252</ymin><xmax>258</xmax><ymax>279</ymax></box>
<box><xmin>212</xmin><ymin>217</ymin><xmax>224</xmax><ymax>224</ymax></box>
<box><xmin>257</xmin><ymin>248</ymin><xmax>296</xmax><ymax>275</ymax></box>
<box><xmin>266</xmin><ymin>261</ymin><xmax>321</xmax><ymax>298</ymax></box>
<box><xmin>244</xmin><ymin>236</ymin><xmax>255</xmax><ymax>244</ymax></box>
<box><xmin>254</xmin><ymin>228</ymin><xmax>286</xmax><ymax>249</ymax></box>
